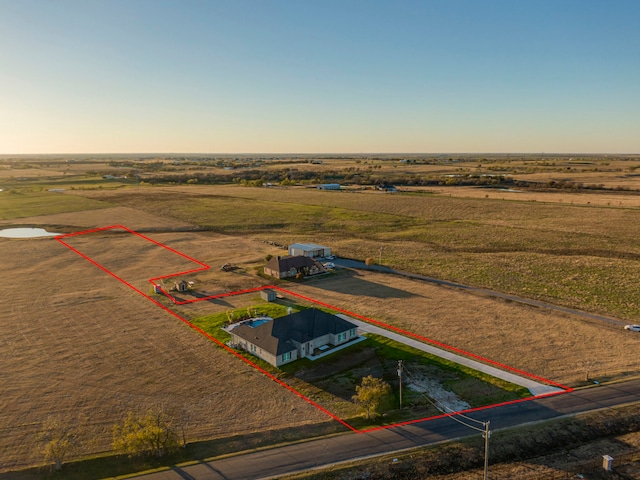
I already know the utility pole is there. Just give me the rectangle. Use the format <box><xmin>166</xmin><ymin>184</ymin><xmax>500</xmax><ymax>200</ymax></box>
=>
<box><xmin>397</xmin><ymin>360</ymin><xmax>403</xmax><ymax>410</ymax></box>
<box><xmin>378</xmin><ymin>246</ymin><xmax>384</xmax><ymax>265</ymax></box>
<box><xmin>483</xmin><ymin>420</ymin><xmax>491</xmax><ymax>480</ymax></box>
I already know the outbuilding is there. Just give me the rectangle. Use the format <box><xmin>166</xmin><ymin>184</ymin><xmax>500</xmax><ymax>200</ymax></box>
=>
<box><xmin>260</xmin><ymin>289</ymin><xmax>277</xmax><ymax>302</ymax></box>
<box><xmin>288</xmin><ymin>243</ymin><xmax>331</xmax><ymax>258</ymax></box>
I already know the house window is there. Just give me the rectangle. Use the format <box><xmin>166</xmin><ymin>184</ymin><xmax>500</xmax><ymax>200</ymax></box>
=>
<box><xmin>350</xmin><ymin>328</ymin><xmax>356</xmax><ymax>337</ymax></box>
<box><xmin>250</xmin><ymin>344</ymin><xmax>257</xmax><ymax>353</ymax></box>
<box><xmin>282</xmin><ymin>352</ymin><xmax>292</xmax><ymax>362</ymax></box>
<box><xmin>337</xmin><ymin>332</ymin><xmax>346</xmax><ymax>342</ymax></box>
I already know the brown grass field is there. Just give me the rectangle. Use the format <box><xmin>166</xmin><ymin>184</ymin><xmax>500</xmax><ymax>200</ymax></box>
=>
<box><xmin>60</xmin><ymin>181</ymin><xmax>640</xmax><ymax>321</ymax></box>
<box><xmin>0</xmin><ymin>229</ymin><xmax>328</xmax><ymax>472</ymax></box>
<box><xmin>1</xmin><ymin>157</ymin><xmax>640</xmax><ymax>473</ymax></box>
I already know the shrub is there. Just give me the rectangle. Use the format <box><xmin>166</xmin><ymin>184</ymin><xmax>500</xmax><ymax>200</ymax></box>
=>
<box><xmin>112</xmin><ymin>407</ymin><xmax>179</xmax><ymax>458</ymax></box>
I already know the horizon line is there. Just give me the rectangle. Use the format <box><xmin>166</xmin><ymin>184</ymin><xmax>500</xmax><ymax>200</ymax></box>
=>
<box><xmin>1</xmin><ymin>151</ymin><xmax>639</xmax><ymax>157</ymax></box>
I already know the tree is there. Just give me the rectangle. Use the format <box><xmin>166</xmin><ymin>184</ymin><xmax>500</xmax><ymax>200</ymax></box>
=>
<box><xmin>162</xmin><ymin>403</ymin><xmax>193</xmax><ymax>448</ymax></box>
<box><xmin>39</xmin><ymin>415</ymin><xmax>82</xmax><ymax>471</ymax></box>
<box><xmin>352</xmin><ymin>375</ymin><xmax>391</xmax><ymax>420</ymax></box>
<box><xmin>173</xmin><ymin>403</ymin><xmax>192</xmax><ymax>448</ymax></box>
<box><xmin>112</xmin><ymin>407</ymin><xmax>180</xmax><ymax>458</ymax></box>
<box><xmin>579</xmin><ymin>358</ymin><xmax>600</xmax><ymax>382</ymax></box>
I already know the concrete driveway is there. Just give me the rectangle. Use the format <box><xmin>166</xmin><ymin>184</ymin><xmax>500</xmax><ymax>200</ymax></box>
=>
<box><xmin>340</xmin><ymin>315</ymin><xmax>564</xmax><ymax>396</ymax></box>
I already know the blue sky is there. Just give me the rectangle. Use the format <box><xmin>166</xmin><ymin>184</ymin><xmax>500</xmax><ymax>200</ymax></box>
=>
<box><xmin>1</xmin><ymin>0</ymin><xmax>639</xmax><ymax>154</ymax></box>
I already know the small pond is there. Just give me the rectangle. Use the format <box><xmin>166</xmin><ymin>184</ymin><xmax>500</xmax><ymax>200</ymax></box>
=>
<box><xmin>0</xmin><ymin>228</ymin><xmax>60</xmax><ymax>238</ymax></box>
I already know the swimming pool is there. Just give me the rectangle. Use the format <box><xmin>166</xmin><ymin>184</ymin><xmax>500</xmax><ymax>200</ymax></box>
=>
<box><xmin>246</xmin><ymin>317</ymin><xmax>272</xmax><ymax>328</ymax></box>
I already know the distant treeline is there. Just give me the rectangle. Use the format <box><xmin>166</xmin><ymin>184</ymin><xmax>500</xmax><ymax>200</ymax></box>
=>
<box><xmin>128</xmin><ymin>169</ymin><xmax>519</xmax><ymax>188</ymax></box>
<box><xmin>116</xmin><ymin>168</ymin><xmax>639</xmax><ymax>193</ymax></box>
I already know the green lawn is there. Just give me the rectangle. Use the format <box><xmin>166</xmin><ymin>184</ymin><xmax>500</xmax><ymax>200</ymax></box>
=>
<box><xmin>188</xmin><ymin>302</ymin><xmax>306</xmax><ymax>344</ymax></box>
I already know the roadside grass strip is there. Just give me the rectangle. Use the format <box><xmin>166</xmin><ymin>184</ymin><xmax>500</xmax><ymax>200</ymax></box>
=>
<box><xmin>56</xmin><ymin>225</ymin><xmax>572</xmax><ymax>433</ymax></box>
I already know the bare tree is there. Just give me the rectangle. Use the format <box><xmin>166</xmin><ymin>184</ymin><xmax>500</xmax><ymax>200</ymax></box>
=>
<box><xmin>168</xmin><ymin>402</ymin><xmax>193</xmax><ymax>448</ymax></box>
<box><xmin>579</xmin><ymin>358</ymin><xmax>600</xmax><ymax>382</ymax></box>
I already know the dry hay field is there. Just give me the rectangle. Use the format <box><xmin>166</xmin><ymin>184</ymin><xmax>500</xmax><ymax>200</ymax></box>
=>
<box><xmin>1</xmin><ymin>223</ymin><xmax>637</xmax><ymax>472</ymax></box>
<box><xmin>0</xmin><ymin>226</ymin><xmax>326</xmax><ymax>472</ymax></box>
<box><xmin>66</xmin><ymin>183</ymin><xmax>640</xmax><ymax>320</ymax></box>
<box><xmin>174</xmin><ymin>263</ymin><xmax>640</xmax><ymax>384</ymax></box>
<box><xmin>286</xmin><ymin>270</ymin><xmax>640</xmax><ymax>384</ymax></box>
<box><xmin>415</xmin><ymin>185</ymin><xmax>640</xmax><ymax>208</ymax></box>
<box><xmin>3</xmin><ymin>176</ymin><xmax>640</xmax><ymax>471</ymax></box>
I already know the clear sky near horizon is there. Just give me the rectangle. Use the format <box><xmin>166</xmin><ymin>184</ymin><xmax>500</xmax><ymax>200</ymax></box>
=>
<box><xmin>0</xmin><ymin>0</ymin><xmax>638</xmax><ymax>155</ymax></box>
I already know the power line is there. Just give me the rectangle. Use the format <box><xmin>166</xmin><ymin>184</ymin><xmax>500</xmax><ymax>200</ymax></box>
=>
<box><xmin>401</xmin><ymin>363</ymin><xmax>492</xmax><ymax>479</ymax></box>
<box><xmin>402</xmin><ymin>365</ymin><xmax>485</xmax><ymax>430</ymax></box>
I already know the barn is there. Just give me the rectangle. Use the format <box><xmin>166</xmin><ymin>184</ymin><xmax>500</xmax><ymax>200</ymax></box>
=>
<box><xmin>317</xmin><ymin>183</ymin><xmax>341</xmax><ymax>190</ymax></box>
<box><xmin>288</xmin><ymin>243</ymin><xmax>331</xmax><ymax>258</ymax></box>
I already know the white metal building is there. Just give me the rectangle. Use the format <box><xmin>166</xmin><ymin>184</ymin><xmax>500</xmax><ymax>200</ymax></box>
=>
<box><xmin>288</xmin><ymin>243</ymin><xmax>331</xmax><ymax>258</ymax></box>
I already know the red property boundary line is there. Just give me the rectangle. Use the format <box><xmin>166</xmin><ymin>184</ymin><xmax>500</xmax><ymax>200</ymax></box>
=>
<box><xmin>56</xmin><ymin>225</ymin><xmax>572</xmax><ymax>434</ymax></box>
<box><xmin>56</xmin><ymin>225</ymin><xmax>355</xmax><ymax>431</ymax></box>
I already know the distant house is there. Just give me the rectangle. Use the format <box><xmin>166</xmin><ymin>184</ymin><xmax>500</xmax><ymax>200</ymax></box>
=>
<box><xmin>230</xmin><ymin>308</ymin><xmax>359</xmax><ymax>367</ymax></box>
<box><xmin>317</xmin><ymin>183</ymin><xmax>341</xmax><ymax>190</ymax></box>
<box><xmin>264</xmin><ymin>255</ymin><xmax>325</xmax><ymax>279</ymax></box>
<box><xmin>376</xmin><ymin>183</ymin><xmax>397</xmax><ymax>192</ymax></box>
<box><xmin>288</xmin><ymin>243</ymin><xmax>331</xmax><ymax>258</ymax></box>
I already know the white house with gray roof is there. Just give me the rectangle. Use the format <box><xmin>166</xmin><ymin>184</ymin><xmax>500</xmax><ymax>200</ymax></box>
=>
<box><xmin>229</xmin><ymin>308</ymin><xmax>359</xmax><ymax>367</ymax></box>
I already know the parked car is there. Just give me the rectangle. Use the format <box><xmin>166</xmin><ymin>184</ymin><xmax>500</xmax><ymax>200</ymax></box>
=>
<box><xmin>325</xmin><ymin>255</ymin><xmax>336</xmax><ymax>260</ymax></box>
<box><xmin>624</xmin><ymin>324</ymin><xmax>640</xmax><ymax>332</ymax></box>
<box><xmin>323</xmin><ymin>262</ymin><xmax>335</xmax><ymax>269</ymax></box>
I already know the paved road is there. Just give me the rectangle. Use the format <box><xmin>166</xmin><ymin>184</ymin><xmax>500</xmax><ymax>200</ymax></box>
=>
<box><xmin>342</xmin><ymin>315</ymin><xmax>563</xmax><ymax>396</ymax></box>
<box><xmin>133</xmin><ymin>378</ymin><xmax>640</xmax><ymax>480</ymax></box>
<box><xmin>333</xmin><ymin>258</ymin><xmax>627</xmax><ymax>326</ymax></box>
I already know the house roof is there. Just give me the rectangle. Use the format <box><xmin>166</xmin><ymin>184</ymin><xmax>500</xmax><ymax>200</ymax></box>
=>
<box><xmin>231</xmin><ymin>308</ymin><xmax>357</xmax><ymax>357</ymax></box>
<box><xmin>265</xmin><ymin>255</ymin><xmax>320</xmax><ymax>272</ymax></box>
